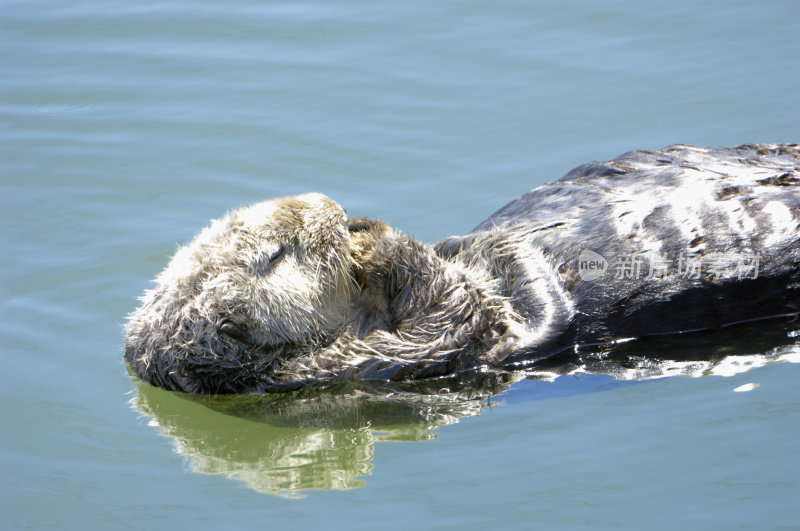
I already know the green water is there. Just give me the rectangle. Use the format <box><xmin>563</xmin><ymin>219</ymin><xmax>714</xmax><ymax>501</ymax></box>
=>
<box><xmin>3</xmin><ymin>0</ymin><xmax>799</xmax><ymax>528</ymax></box>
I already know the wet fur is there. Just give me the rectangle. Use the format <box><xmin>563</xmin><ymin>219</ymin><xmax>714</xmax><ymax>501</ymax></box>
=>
<box><xmin>125</xmin><ymin>144</ymin><xmax>800</xmax><ymax>393</ymax></box>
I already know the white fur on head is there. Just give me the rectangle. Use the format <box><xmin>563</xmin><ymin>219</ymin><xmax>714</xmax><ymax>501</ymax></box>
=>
<box><xmin>125</xmin><ymin>193</ymin><xmax>355</xmax><ymax>393</ymax></box>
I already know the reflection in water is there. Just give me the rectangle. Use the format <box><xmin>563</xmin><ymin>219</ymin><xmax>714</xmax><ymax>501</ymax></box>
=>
<box><xmin>130</xmin><ymin>319</ymin><xmax>799</xmax><ymax>497</ymax></box>
<box><xmin>131</xmin><ymin>372</ymin><xmax>513</xmax><ymax>497</ymax></box>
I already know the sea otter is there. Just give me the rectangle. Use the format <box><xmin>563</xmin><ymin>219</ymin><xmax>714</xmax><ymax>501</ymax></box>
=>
<box><xmin>125</xmin><ymin>144</ymin><xmax>800</xmax><ymax>394</ymax></box>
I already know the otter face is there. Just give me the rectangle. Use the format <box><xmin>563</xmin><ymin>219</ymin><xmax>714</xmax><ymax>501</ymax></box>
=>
<box><xmin>125</xmin><ymin>193</ymin><xmax>356</xmax><ymax>393</ymax></box>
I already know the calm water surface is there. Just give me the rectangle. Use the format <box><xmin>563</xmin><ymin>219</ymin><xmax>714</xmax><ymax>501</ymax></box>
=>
<box><xmin>3</xmin><ymin>0</ymin><xmax>800</xmax><ymax>528</ymax></box>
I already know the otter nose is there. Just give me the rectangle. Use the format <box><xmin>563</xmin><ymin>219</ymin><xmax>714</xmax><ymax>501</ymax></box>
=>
<box><xmin>218</xmin><ymin>319</ymin><xmax>250</xmax><ymax>342</ymax></box>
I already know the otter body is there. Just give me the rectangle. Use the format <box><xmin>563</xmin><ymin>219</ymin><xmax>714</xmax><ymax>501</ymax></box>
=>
<box><xmin>125</xmin><ymin>144</ymin><xmax>800</xmax><ymax>393</ymax></box>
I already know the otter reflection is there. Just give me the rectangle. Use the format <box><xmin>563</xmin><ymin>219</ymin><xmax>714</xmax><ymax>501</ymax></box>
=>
<box><xmin>130</xmin><ymin>321</ymin><xmax>798</xmax><ymax>497</ymax></box>
<box><xmin>130</xmin><ymin>371</ymin><xmax>511</xmax><ymax>497</ymax></box>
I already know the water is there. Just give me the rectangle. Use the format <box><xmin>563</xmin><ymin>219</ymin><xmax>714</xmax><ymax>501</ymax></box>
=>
<box><xmin>3</xmin><ymin>0</ymin><xmax>799</xmax><ymax>528</ymax></box>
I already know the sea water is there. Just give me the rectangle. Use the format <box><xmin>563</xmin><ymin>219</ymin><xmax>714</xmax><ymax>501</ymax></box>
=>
<box><xmin>3</xmin><ymin>0</ymin><xmax>799</xmax><ymax>528</ymax></box>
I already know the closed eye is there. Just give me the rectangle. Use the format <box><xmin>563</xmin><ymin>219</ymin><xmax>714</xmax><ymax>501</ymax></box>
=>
<box><xmin>269</xmin><ymin>244</ymin><xmax>285</xmax><ymax>263</ymax></box>
<box><xmin>253</xmin><ymin>244</ymin><xmax>286</xmax><ymax>275</ymax></box>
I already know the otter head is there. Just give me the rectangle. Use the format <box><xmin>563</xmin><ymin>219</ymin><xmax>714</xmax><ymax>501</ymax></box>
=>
<box><xmin>125</xmin><ymin>193</ymin><xmax>365</xmax><ymax>393</ymax></box>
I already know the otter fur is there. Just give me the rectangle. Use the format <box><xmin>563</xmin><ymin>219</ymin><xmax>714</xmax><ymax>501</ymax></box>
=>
<box><xmin>125</xmin><ymin>144</ymin><xmax>800</xmax><ymax>393</ymax></box>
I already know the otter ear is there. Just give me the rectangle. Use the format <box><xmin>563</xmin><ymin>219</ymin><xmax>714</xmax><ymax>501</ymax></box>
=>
<box><xmin>434</xmin><ymin>235</ymin><xmax>475</xmax><ymax>260</ymax></box>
